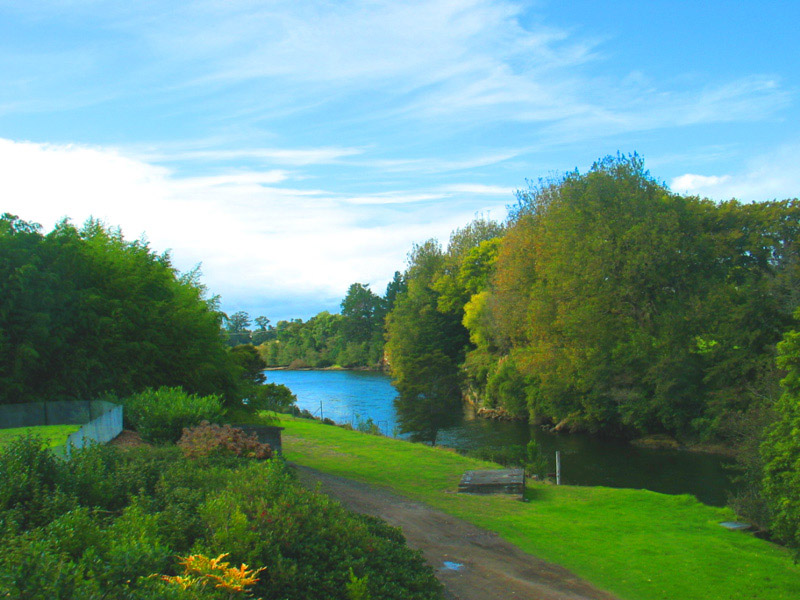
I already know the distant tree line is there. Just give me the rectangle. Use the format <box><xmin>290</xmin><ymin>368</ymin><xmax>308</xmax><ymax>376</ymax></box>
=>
<box><xmin>254</xmin><ymin>277</ymin><xmax>404</xmax><ymax>369</ymax></box>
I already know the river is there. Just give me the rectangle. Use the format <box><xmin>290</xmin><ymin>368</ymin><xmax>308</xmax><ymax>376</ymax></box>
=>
<box><xmin>265</xmin><ymin>369</ymin><xmax>738</xmax><ymax>506</ymax></box>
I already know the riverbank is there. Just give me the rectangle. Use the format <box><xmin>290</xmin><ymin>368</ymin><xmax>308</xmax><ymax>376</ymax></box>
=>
<box><xmin>264</xmin><ymin>365</ymin><xmax>386</xmax><ymax>372</ymax></box>
<box><xmin>278</xmin><ymin>414</ymin><xmax>799</xmax><ymax>600</ymax></box>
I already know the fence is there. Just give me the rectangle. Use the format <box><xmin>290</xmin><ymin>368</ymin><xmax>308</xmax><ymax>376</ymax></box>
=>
<box><xmin>0</xmin><ymin>400</ymin><xmax>123</xmax><ymax>458</ymax></box>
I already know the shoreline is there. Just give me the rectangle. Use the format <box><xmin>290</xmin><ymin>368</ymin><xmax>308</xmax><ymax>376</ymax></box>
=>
<box><xmin>264</xmin><ymin>365</ymin><xmax>386</xmax><ymax>372</ymax></box>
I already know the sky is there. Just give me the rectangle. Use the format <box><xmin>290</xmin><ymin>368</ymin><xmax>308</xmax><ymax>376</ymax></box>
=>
<box><xmin>1</xmin><ymin>0</ymin><xmax>798</xmax><ymax>322</ymax></box>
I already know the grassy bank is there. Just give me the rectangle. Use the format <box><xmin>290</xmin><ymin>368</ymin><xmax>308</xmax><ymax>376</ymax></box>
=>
<box><xmin>0</xmin><ymin>424</ymin><xmax>80</xmax><ymax>448</ymax></box>
<box><xmin>279</xmin><ymin>415</ymin><xmax>800</xmax><ymax>600</ymax></box>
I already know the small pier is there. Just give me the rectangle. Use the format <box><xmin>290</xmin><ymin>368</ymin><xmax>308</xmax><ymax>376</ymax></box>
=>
<box><xmin>458</xmin><ymin>469</ymin><xmax>525</xmax><ymax>497</ymax></box>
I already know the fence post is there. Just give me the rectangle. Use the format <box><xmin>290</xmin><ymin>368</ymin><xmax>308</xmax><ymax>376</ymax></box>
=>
<box><xmin>556</xmin><ymin>451</ymin><xmax>561</xmax><ymax>486</ymax></box>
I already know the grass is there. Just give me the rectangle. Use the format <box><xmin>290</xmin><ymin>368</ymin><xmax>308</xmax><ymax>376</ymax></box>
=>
<box><xmin>0</xmin><ymin>424</ymin><xmax>81</xmax><ymax>448</ymax></box>
<box><xmin>277</xmin><ymin>415</ymin><xmax>800</xmax><ymax>600</ymax></box>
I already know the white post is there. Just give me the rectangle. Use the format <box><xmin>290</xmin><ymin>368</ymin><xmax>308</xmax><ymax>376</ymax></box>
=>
<box><xmin>556</xmin><ymin>451</ymin><xmax>561</xmax><ymax>486</ymax></box>
<box><xmin>320</xmin><ymin>400</ymin><xmax>324</xmax><ymax>421</ymax></box>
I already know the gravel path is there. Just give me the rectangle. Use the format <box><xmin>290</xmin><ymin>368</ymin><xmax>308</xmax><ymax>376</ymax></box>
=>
<box><xmin>293</xmin><ymin>464</ymin><xmax>619</xmax><ymax>600</ymax></box>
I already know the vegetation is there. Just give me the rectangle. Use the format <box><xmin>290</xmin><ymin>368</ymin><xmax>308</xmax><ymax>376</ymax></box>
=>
<box><xmin>762</xmin><ymin>309</ymin><xmax>800</xmax><ymax>554</ymax></box>
<box><xmin>258</xmin><ymin>278</ymin><xmax>403</xmax><ymax>369</ymax></box>
<box><xmin>383</xmin><ymin>156</ymin><xmax>800</xmax><ymax>444</ymax></box>
<box><xmin>0</xmin><ymin>214</ymin><xmax>239</xmax><ymax>404</ymax></box>
<box><xmin>177</xmin><ymin>421</ymin><xmax>273</xmax><ymax>460</ymax></box>
<box><xmin>0</xmin><ymin>424</ymin><xmax>80</xmax><ymax>448</ymax></box>
<box><xmin>280</xmin><ymin>415</ymin><xmax>800</xmax><ymax>600</ymax></box>
<box><xmin>121</xmin><ymin>387</ymin><xmax>225</xmax><ymax>444</ymax></box>
<box><xmin>0</xmin><ymin>434</ymin><xmax>443</xmax><ymax>600</ymax></box>
<box><xmin>386</xmin><ymin>221</ymin><xmax>502</xmax><ymax>443</ymax></box>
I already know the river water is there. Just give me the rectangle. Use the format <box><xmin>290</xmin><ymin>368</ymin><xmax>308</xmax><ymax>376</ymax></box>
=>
<box><xmin>265</xmin><ymin>369</ymin><xmax>737</xmax><ymax>506</ymax></box>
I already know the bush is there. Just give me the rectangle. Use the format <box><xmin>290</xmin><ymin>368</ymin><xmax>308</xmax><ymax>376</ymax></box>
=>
<box><xmin>354</xmin><ymin>416</ymin><xmax>382</xmax><ymax>436</ymax></box>
<box><xmin>196</xmin><ymin>460</ymin><xmax>442</xmax><ymax>600</ymax></box>
<box><xmin>762</xmin><ymin>325</ymin><xmax>800</xmax><ymax>553</ymax></box>
<box><xmin>65</xmin><ymin>444</ymin><xmax>179</xmax><ymax>512</ymax></box>
<box><xmin>178</xmin><ymin>422</ymin><xmax>273</xmax><ymax>460</ymax></box>
<box><xmin>0</xmin><ymin>435</ymin><xmax>73</xmax><ymax>530</ymax></box>
<box><xmin>0</xmin><ymin>441</ymin><xmax>442</xmax><ymax>600</ymax></box>
<box><xmin>123</xmin><ymin>387</ymin><xmax>224</xmax><ymax>443</ymax></box>
<box><xmin>245</xmin><ymin>382</ymin><xmax>297</xmax><ymax>413</ymax></box>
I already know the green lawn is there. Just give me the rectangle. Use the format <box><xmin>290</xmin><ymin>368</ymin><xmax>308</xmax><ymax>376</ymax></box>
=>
<box><xmin>278</xmin><ymin>415</ymin><xmax>800</xmax><ymax>600</ymax></box>
<box><xmin>0</xmin><ymin>424</ymin><xmax>81</xmax><ymax>448</ymax></box>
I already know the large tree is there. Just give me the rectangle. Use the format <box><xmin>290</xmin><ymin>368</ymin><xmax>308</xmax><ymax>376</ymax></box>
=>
<box><xmin>0</xmin><ymin>214</ymin><xmax>237</xmax><ymax>403</ymax></box>
<box><xmin>385</xmin><ymin>241</ymin><xmax>464</xmax><ymax>444</ymax></box>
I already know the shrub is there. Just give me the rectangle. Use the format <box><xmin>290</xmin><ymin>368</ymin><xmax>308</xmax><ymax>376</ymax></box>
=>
<box><xmin>177</xmin><ymin>422</ymin><xmax>273</xmax><ymax>460</ymax></box>
<box><xmin>0</xmin><ymin>435</ymin><xmax>73</xmax><ymax>530</ymax></box>
<box><xmin>0</xmin><ymin>443</ymin><xmax>442</xmax><ymax>600</ymax></box>
<box><xmin>354</xmin><ymin>417</ymin><xmax>382</xmax><ymax>436</ymax></box>
<box><xmin>196</xmin><ymin>460</ymin><xmax>443</xmax><ymax>600</ymax></box>
<box><xmin>245</xmin><ymin>382</ymin><xmax>297</xmax><ymax>413</ymax></box>
<box><xmin>159</xmin><ymin>553</ymin><xmax>264</xmax><ymax>597</ymax></box>
<box><xmin>65</xmin><ymin>444</ymin><xmax>179</xmax><ymax>512</ymax></box>
<box><xmin>123</xmin><ymin>387</ymin><xmax>225</xmax><ymax>443</ymax></box>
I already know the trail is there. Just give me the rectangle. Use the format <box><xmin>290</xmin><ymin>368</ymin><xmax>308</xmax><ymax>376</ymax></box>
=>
<box><xmin>293</xmin><ymin>464</ymin><xmax>619</xmax><ymax>600</ymax></box>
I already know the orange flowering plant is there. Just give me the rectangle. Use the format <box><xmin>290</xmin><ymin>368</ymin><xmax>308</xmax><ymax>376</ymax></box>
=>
<box><xmin>159</xmin><ymin>552</ymin><xmax>265</xmax><ymax>598</ymax></box>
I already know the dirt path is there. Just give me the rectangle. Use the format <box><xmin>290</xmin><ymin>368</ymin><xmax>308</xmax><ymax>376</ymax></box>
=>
<box><xmin>293</xmin><ymin>464</ymin><xmax>618</xmax><ymax>600</ymax></box>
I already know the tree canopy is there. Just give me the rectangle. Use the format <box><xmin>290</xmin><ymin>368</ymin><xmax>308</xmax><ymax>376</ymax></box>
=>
<box><xmin>0</xmin><ymin>214</ymin><xmax>238</xmax><ymax>403</ymax></box>
<box><xmin>381</xmin><ymin>155</ymin><xmax>800</xmax><ymax>444</ymax></box>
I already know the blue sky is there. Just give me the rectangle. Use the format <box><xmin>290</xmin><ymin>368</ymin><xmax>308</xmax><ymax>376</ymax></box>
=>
<box><xmin>1</xmin><ymin>0</ymin><xmax>798</xmax><ymax>322</ymax></box>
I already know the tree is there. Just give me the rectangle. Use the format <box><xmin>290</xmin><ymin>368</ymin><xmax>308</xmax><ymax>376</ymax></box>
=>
<box><xmin>761</xmin><ymin>311</ymin><xmax>800</xmax><ymax>553</ymax></box>
<box><xmin>224</xmin><ymin>311</ymin><xmax>252</xmax><ymax>346</ymax></box>
<box><xmin>252</xmin><ymin>316</ymin><xmax>273</xmax><ymax>345</ymax></box>
<box><xmin>0</xmin><ymin>214</ymin><xmax>239</xmax><ymax>403</ymax></box>
<box><xmin>385</xmin><ymin>241</ymin><xmax>465</xmax><ymax>444</ymax></box>
<box><xmin>341</xmin><ymin>283</ymin><xmax>382</xmax><ymax>344</ymax></box>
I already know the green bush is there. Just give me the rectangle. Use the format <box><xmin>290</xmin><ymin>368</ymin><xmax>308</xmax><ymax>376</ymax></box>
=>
<box><xmin>245</xmin><ymin>382</ymin><xmax>297</xmax><ymax>413</ymax></box>
<box><xmin>66</xmin><ymin>444</ymin><xmax>179</xmax><ymax>512</ymax></box>
<box><xmin>0</xmin><ymin>437</ymin><xmax>442</xmax><ymax>600</ymax></box>
<box><xmin>123</xmin><ymin>387</ymin><xmax>224</xmax><ymax>443</ymax></box>
<box><xmin>0</xmin><ymin>434</ymin><xmax>74</xmax><ymax>531</ymax></box>
<box><xmin>196</xmin><ymin>460</ymin><xmax>442</xmax><ymax>600</ymax></box>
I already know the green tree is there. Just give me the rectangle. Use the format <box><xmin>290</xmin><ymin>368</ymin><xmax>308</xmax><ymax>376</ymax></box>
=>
<box><xmin>224</xmin><ymin>310</ymin><xmax>252</xmax><ymax>346</ymax></box>
<box><xmin>341</xmin><ymin>283</ymin><xmax>384</xmax><ymax>345</ymax></box>
<box><xmin>762</xmin><ymin>310</ymin><xmax>800</xmax><ymax>553</ymax></box>
<box><xmin>0</xmin><ymin>214</ymin><xmax>238</xmax><ymax>403</ymax></box>
<box><xmin>385</xmin><ymin>241</ymin><xmax>465</xmax><ymax>444</ymax></box>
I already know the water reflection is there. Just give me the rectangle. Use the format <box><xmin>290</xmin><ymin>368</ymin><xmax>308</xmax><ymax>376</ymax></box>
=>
<box><xmin>265</xmin><ymin>369</ymin><xmax>736</xmax><ymax>506</ymax></box>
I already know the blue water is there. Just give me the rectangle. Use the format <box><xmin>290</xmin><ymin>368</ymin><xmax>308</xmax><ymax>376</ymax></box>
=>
<box><xmin>264</xmin><ymin>369</ymin><xmax>737</xmax><ymax>506</ymax></box>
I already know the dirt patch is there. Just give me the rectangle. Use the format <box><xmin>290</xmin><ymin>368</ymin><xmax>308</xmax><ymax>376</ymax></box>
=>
<box><xmin>108</xmin><ymin>430</ymin><xmax>150</xmax><ymax>448</ymax></box>
<box><xmin>293</xmin><ymin>464</ymin><xmax>618</xmax><ymax>600</ymax></box>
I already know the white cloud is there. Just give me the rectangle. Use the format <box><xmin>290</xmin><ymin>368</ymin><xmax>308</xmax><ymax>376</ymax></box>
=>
<box><xmin>670</xmin><ymin>144</ymin><xmax>800</xmax><ymax>201</ymax></box>
<box><xmin>438</xmin><ymin>183</ymin><xmax>515</xmax><ymax>195</ymax></box>
<box><xmin>0</xmin><ymin>137</ymin><xmax>508</xmax><ymax>317</ymax></box>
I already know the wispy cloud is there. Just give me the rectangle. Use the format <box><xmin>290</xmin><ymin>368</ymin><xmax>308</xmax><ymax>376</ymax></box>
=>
<box><xmin>4</xmin><ymin>0</ymin><xmax>786</xmax><ymax>136</ymax></box>
<box><xmin>670</xmin><ymin>144</ymin><xmax>800</xmax><ymax>202</ymax></box>
<box><xmin>142</xmin><ymin>146</ymin><xmax>365</xmax><ymax>166</ymax></box>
